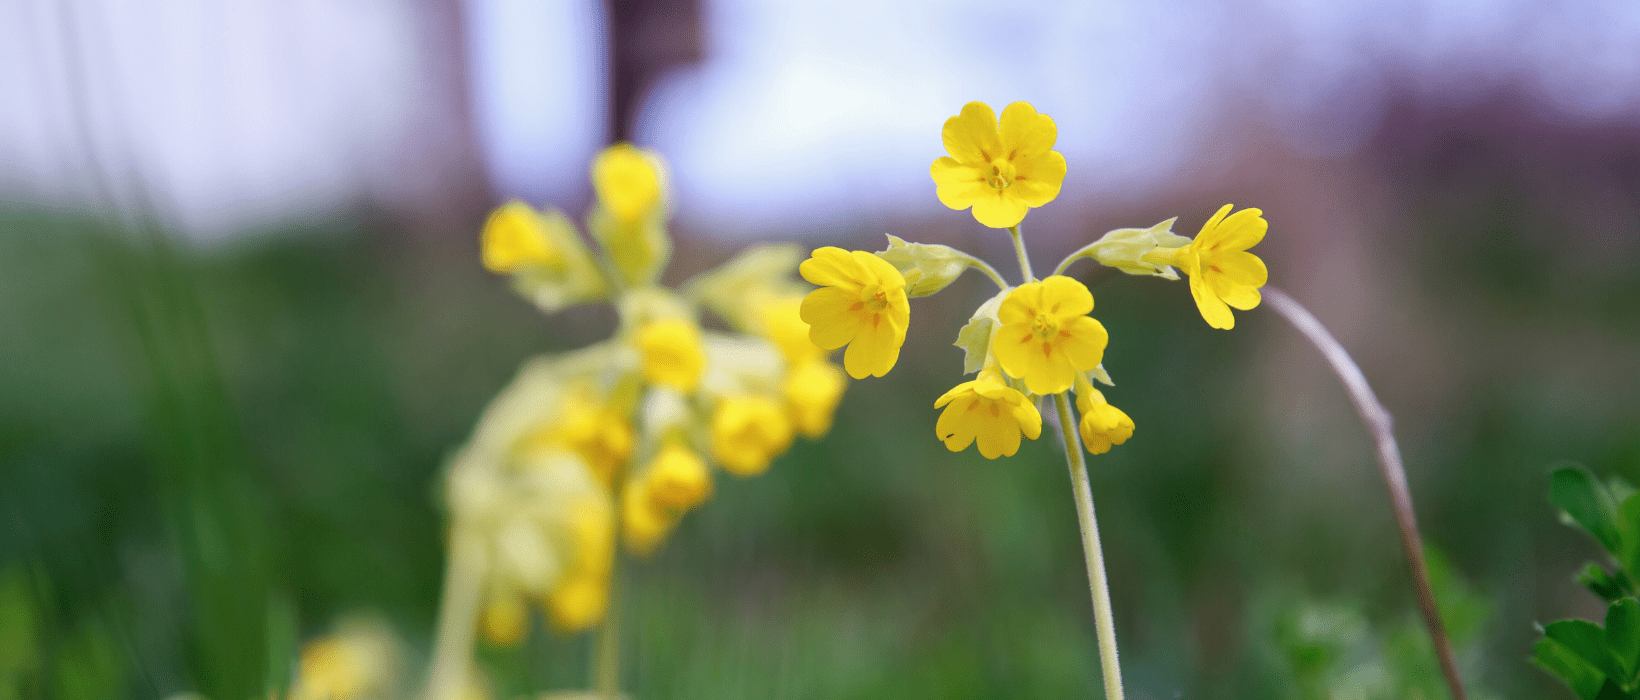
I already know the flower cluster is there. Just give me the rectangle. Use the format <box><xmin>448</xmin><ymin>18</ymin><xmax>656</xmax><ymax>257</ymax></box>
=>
<box><xmin>803</xmin><ymin>100</ymin><xmax>1270</xmax><ymax>460</ymax></box>
<box><xmin>447</xmin><ymin>145</ymin><xmax>848</xmax><ymax>653</ymax></box>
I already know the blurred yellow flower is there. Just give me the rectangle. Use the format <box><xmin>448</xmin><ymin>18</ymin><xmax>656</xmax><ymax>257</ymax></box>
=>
<box><xmin>1143</xmin><ymin>204</ymin><xmax>1268</xmax><ymax>330</ymax></box>
<box><xmin>481</xmin><ymin>200</ymin><xmax>561</xmax><ymax>273</ymax></box>
<box><xmin>933</xmin><ymin>368</ymin><xmax>1043</xmax><ymax>459</ymax></box>
<box><xmin>544</xmin><ymin>392</ymin><xmax>634</xmax><ymax>486</ymax></box>
<box><xmin>543</xmin><ymin>498</ymin><xmax>613</xmax><ymax>633</ymax></box>
<box><xmin>799</xmin><ymin>247</ymin><xmax>910</xmax><ymax>379</ymax></box>
<box><xmin>622</xmin><ymin>479</ymin><xmax>672</xmax><ymax>557</ymax></box>
<box><xmin>637</xmin><ymin>319</ymin><xmax>705</xmax><ymax>393</ymax></box>
<box><xmin>592</xmin><ymin>143</ymin><xmax>663</xmax><ymax>223</ymax></box>
<box><xmin>710</xmin><ymin>395</ymin><xmax>794</xmax><ymax>477</ymax></box>
<box><xmin>480</xmin><ymin>592</ymin><xmax>527</xmax><ymax>647</ymax></box>
<box><xmin>991</xmin><ymin>275</ymin><xmax>1108</xmax><ymax>395</ymax></box>
<box><xmin>291</xmin><ymin>618</ymin><xmax>400</xmax><ymax>700</ymax></box>
<box><xmin>755</xmin><ymin>295</ymin><xmax>822</xmax><ymax>365</ymax></box>
<box><xmin>644</xmin><ymin>441</ymin><xmax>712</xmax><ymax>511</ymax></box>
<box><xmin>930</xmin><ymin>101</ymin><xmax>1067</xmax><ymax>229</ymax></box>
<box><xmin>784</xmin><ymin>359</ymin><xmax>846</xmax><ymax>439</ymax></box>
<box><xmin>1075</xmin><ymin>379</ymin><xmax>1134</xmax><ymax>455</ymax></box>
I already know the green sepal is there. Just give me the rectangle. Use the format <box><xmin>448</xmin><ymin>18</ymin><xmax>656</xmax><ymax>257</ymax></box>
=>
<box><xmin>953</xmin><ymin>288</ymin><xmax>1010</xmax><ymax>375</ymax></box>
<box><xmin>875</xmin><ymin>234</ymin><xmax>978</xmax><ymax>297</ymax></box>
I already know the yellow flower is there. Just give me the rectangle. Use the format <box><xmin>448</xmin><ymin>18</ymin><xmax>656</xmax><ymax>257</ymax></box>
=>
<box><xmin>755</xmin><ymin>295</ymin><xmax>823</xmax><ymax>364</ymax></box>
<box><xmin>636</xmin><ymin>319</ymin><xmax>705</xmax><ymax>392</ymax></box>
<box><xmin>644</xmin><ymin>441</ymin><xmax>712</xmax><ymax>511</ymax></box>
<box><xmin>480</xmin><ymin>592</ymin><xmax>528</xmax><ymax>647</ymax></box>
<box><xmin>933</xmin><ymin>368</ymin><xmax>1043</xmax><ymax>459</ymax></box>
<box><xmin>710</xmin><ymin>395</ymin><xmax>794</xmax><ymax>477</ymax></box>
<box><xmin>784</xmin><ymin>359</ymin><xmax>847</xmax><ymax>439</ymax></box>
<box><xmin>544</xmin><ymin>498</ymin><xmax>613</xmax><ymax>633</ymax></box>
<box><xmin>930</xmin><ymin>101</ymin><xmax>1068</xmax><ymax>229</ymax></box>
<box><xmin>592</xmin><ymin>143</ymin><xmax>663</xmax><ymax>223</ymax></box>
<box><xmin>799</xmin><ymin>247</ymin><xmax>910</xmax><ymax>379</ymax></box>
<box><xmin>540</xmin><ymin>391</ymin><xmax>634</xmax><ymax>486</ymax></box>
<box><xmin>622</xmin><ymin>479</ymin><xmax>672</xmax><ymax>557</ymax></box>
<box><xmin>1075</xmin><ymin>380</ymin><xmax>1134</xmax><ymax>455</ymax></box>
<box><xmin>481</xmin><ymin>200</ymin><xmax>561</xmax><ymax>273</ymax></box>
<box><xmin>291</xmin><ymin>619</ymin><xmax>399</xmax><ymax>700</ymax></box>
<box><xmin>990</xmin><ymin>275</ymin><xmax>1108</xmax><ymax>395</ymax></box>
<box><xmin>1142</xmin><ymin>204</ymin><xmax>1268</xmax><ymax>330</ymax></box>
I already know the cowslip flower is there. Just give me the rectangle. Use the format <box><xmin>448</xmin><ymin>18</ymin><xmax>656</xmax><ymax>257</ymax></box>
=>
<box><xmin>592</xmin><ymin>143</ymin><xmax>663</xmax><ymax>223</ymax></box>
<box><xmin>991</xmin><ymin>275</ymin><xmax>1108</xmax><ymax>395</ymax></box>
<box><xmin>540</xmin><ymin>392</ymin><xmax>634</xmax><ymax>487</ymax></box>
<box><xmin>933</xmin><ymin>367</ymin><xmax>1043</xmax><ymax>459</ymax></box>
<box><xmin>799</xmin><ymin>247</ymin><xmax>910</xmax><ymax>379</ymax></box>
<box><xmin>543</xmin><ymin>498</ymin><xmax>614</xmax><ymax>632</ymax></box>
<box><xmin>1142</xmin><ymin>204</ymin><xmax>1268</xmax><ymax>330</ymax></box>
<box><xmin>754</xmin><ymin>295</ymin><xmax>823</xmax><ymax>365</ymax></box>
<box><xmin>930</xmin><ymin>101</ymin><xmax>1067</xmax><ymax>229</ymax></box>
<box><xmin>710</xmin><ymin>395</ymin><xmax>794</xmax><ymax>477</ymax></box>
<box><xmin>636</xmin><ymin>319</ymin><xmax>705</xmax><ymax>393</ymax></box>
<box><xmin>1075</xmin><ymin>376</ymin><xmax>1134</xmax><ymax>455</ymax></box>
<box><xmin>481</xmin><ymin>201</ymin><xmax>561</xmax><ymax>273</ymax></box>
<box><xmin>622</xmin><ymin>480</ymin><xmax>671</xmax><ymax>556</ymax></box>
<box><xmin>783</xmin><ymin>359</ymin><xmax>847</xmax><ymax>439</ymax></box>
<box><xmin>643</xmin><ymin>441</ymin><xmax>712</xmax><ymax>511</ymax></box>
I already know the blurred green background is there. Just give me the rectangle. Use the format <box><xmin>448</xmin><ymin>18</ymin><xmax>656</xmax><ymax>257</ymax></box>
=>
<box><xmin>7</xmin><ymin>1</ymin><xmax>1640</xmax><ymax>698</ymax></box>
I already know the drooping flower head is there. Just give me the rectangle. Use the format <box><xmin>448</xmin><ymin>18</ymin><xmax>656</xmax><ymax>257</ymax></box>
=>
<box><xmin>1075</xmin><ymin>376</ymin><xmax>1134</xmax><ymax>455</ymax></box>
<box><xmin>592</xmin><ymin>143</ymin><xmax>663</xmax><ymax>223</ymax></box>
<box><xmin>783</xmin><ymin>358</ymin><xmax>847</xmax><ymax>439</ymax></box>
<box><xmin>1143</xmin><ymin>204</ymin><xmax>1268</xmax><ymax>330</ymax></box>
<box><xmin>482</xmin><ymin>201</ymin><xmax>561</xmax><ymax>273</ymax></box>
<box><xmin>931</xmin><ymin>102</ymin><xmax>1068</xmax><ymax>229</ymax></box>
<box><xmin>991</xmin><ymin>275</ymin><xmax>1108</xmax><ymax>395</ymax></box>
<box><xmin>799</xmin><ymin>247</ymin><xmax>910</xmax><ymax>379</ymax></box>
<box><xmin>934</xmin><ymin>367</ymin><xmax>1043</xmax><ymax>459</ymax></box>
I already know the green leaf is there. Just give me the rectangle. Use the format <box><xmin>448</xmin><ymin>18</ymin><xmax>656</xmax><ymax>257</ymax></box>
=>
<box><xmin>1609</xmin><ymin>599</ymin><xmax>1640</xmax><ymax>686</ymax></box>
<box><xmin>1594</xmin><ymin>679</ymin><xmax>1631</xmax><ymax>700</ymax></box>
<box><xmin>1549</xmin><ymin>619</ymin><xmax>1630</xmax><ymax>685</ymax></box>
<box><xmin>1619</xmin><ymin>495</ymin><xmax>1640</xmax><ymax>582</ymax></box>
<box><xmin>1553</xmin><ymin>465</ymin><xmax>1625</xmax><ymax>556</ymax></box>
<box><xmin>1582</xmin><ymin>565</ymin><xmax>1635</xmax><ymax>603</ymax></box>
<box><xmin>1538</xmin><ymin>636</ymin><xmax>1614</xmax><ymax>700</ymax></box>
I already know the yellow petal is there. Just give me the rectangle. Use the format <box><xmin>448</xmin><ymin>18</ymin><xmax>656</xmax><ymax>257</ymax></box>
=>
<box><xmin>931</xmin><ymin>156</ymin><xmax>986</xmax><ymax>185</ymax></box>
<box><xmin>943</xmin><ymin>102</ymin><xmax>1002</xmax><ymax>163</ymax></box>
<box><xmin>1209</xmin><ymin>250</ymin><xmax>1268</xmax><ymax>287</ymax></box>
<box><xmin>1189</xmin><ymin>270</ymin><xmax>1235</xmax><ymax>330</ymax></box>
<box><xmin>853</xmin><ymin>249</ymin><xmax>908</xmax><ymax>290</ymax></box>
<box><xmin>1059</xmin><ymin>316</ymin><xmax>1108</xmax><ymax>370</ymax></box>
<box><xmin>800</xmin><ymin>287</ymin><xmax>864</xmax><ymax>350</ymax></box>
<box><xmin>1196</xmin><ymin>203</ymin><xmax>1235</xmax><ymax>239</ymax></box>
<box><xmin>997</xmin><ymin>281</ymin><xmax>1044</xmax><ymax>325</ymax></box>
<box><xmin>799</xmin><ymin>246</ymin><xmax>866</xmax><ymax>289</ymax></box>
<box><xmin>1013</xmin><ymin>399</ymin><xmax>1043</xmax><ymax>440</ymax></box>
<box><xmin>999</xmin><ymin>102</ymin><xmax>1057</xmax><ymax>157</ymax></box>
<box><xmin>970</xmin><ymin>191</ymin><xmax>1030</xmax><ymax>229</ymax></box>
<box><xmin>591</xmin><ymin>144</ymin><xmax>663</xmax><ymax>222</ymax></box>
<box><xmin>975</xmin><ymin>408</ymin><xmax>1021</xmax><ymax>459</ymax></box>
<box><xmin>1009</xmin><ymin>151</ymin><xmax>1066</xmax><ymax>207</ymax></box>
<box><xmin>1040</xmin><ymin>275</ymin><xmax>1094</xmax><ymax>319</ymax></box>
<box><xmin>1201</xmin><ymin>207</ymin><xmax>1267</xmax><ymax>252</ymax></box>
<box><xmin>989</xmin><ymin>322</ymin><xmax>1038</xmax><ymax>382</ymax></box>
<box><xmin>842</xmin><ymin>312</ymin><xmax>903</xmax><ymax>378</ymax></box>
<box><xmin>1021</xmin><ymin>343</ymin><xmax>1076</xmax><ymax>395</ymax></box>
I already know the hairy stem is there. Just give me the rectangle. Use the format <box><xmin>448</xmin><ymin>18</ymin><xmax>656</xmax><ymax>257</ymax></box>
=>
<box><xmin>1262</xmin><ymin>286</ymin><xmax>1467</xmax><ymax>700</ymax></box>
<box><xmin>1053</xmin><ymin>393</ymin><xmax>1126</xmax><ymax>700</ymax></box>
<box><xmin>1008</xmin><ymin>225</ymin><xmax>1035</xmax><ymax>283</ymax></box>
<box><xmin>425</xmin><ymin>529</ymin><xmax>485</xmax><ymax>700</ymax></box>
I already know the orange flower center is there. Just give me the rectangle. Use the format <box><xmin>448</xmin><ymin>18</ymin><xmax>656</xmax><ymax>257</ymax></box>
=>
<box><xmin>858</xmin><ymin>283</ymin><xmax>889</xmax><ymax>313</ymax></box>
<box><xmin>987</xmin><ymin>158</ymin><xmax>1016</xmax><ymax>189</ymax></box>
<box><xmin>1030</xmin><ymin>313</ymin><xmax>1059</xmax><ymax>341</ymax></box>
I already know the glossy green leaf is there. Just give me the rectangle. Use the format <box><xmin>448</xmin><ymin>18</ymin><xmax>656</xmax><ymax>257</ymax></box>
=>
<box><xmin>1619</xmin><ymin>495</ymin><xmax>1640</xmax><ymax>582</ymax></box>
<box><xmin>1553</xmin><ymin>465</ymin><xmax>1625</xmax><ymax>556</ymax></box>
<box><xmin>1582</xmin><ymin>565</ymin><xmax>1634</xmax><ymax>603</ymax></box>
<box><xmin>1609</xmin><ymin>599</ymin><xmax>1640</xmax><ymax>686</ymax></box>
<box><xmin>1538</xmin><ymin>636</ymin><xmax>1613</xmax><ymax>700</ymax></box>
<box><xmin>1549</xmin><ymin>619</ymin><xmax>1629</xmax><ymax>686</ymax></box>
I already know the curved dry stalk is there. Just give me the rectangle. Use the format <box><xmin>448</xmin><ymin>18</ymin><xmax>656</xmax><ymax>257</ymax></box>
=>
<box><xmin>1262</xmin><ymin>286</ymin><xmax>1467</xmax><ymax>700</ymax></box>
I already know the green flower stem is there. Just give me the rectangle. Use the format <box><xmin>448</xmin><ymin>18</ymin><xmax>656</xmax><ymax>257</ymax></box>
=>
<box><xmin>966</xmin><ymin>255</ymin><xmax>1010</xmax><ymax>290</ymax></box>
<box><xmin>425</xmin><ymin>529</ymin><xmax>486</xmax><ymax>700</ymax></box>
<box><xmin>1053</xmin><ymin>392</ymin><xmax>1126</xmax><ymax>700</ymax></box>
<box><xmin>1007</xmin><ymin>225</ymin><xmax>1035</xmax><ymax>283</ymax></box>
<box><xmin>592</xmin><ymin>466</ymin><xmax>628</xmax><ymax>699</ymax></box>
<box><xmin>1262</xmin><ymin>287</ymin><xmax>1466</xmax><ymax>700</ymax></box>
<box><xmin>1009</xmin><ymin>221</ymin><xmax>1124</xmax><ymax>699</ymax></box>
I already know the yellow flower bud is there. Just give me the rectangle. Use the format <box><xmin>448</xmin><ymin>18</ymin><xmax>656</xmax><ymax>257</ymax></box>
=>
<box><xmin>784</xmin><ymin>359</ymin><xmax>847</xmax><ymax>439</ymax></box>
<box><xmin>480</xmin><ymin>592</ymin><xmax>528</xmax><ymax>647</ymax></box>
<box><xmin>637</xmin><ymin>319</ymin><xmax>705</xmax><ymax>393</ymax></box>
<box><xmin>644</xmin><ymin>441</ymin><xmax>712</xmax><ymax>511</ymax></box>
<box><xmin>710</xmin><ymin>395</ymin><xmax>794</xmax><ymax>477</ymax></box>
<box><xmin>1075</xmin><ymin>378</ymin><xmax>1134</xmax><ymax>455</ymax></box>
<box><xmin>291</xmin><ymin>617</ymin><xmax>401</xmax><ymax>700</ymax></box>
<box><xmin>622</xmin><ymin>478</ymin><xmax>673</xmax><ymax>557</ymax></box>
<box><xmin>482</xmin><ymin>200</ymin><xmax>561</xmax><ymax>273</ymax></box>
<box><xmin>592</xmin><ymin>143</ymin><xmax>663</xmax><ymax>223</ymax></box>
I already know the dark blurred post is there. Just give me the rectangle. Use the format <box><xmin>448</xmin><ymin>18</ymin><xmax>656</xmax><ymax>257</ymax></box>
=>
<box><xmin>605</xmin><ymin>0</ymin><xmax>704</xmax><ymax>143</ymax></box>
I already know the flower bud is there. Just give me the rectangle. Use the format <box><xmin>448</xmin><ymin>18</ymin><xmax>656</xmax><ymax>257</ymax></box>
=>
<box><xmin>875</xmin><ymin>234</ymin><xmax>972</xmax><ymax>297</ymax></box>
